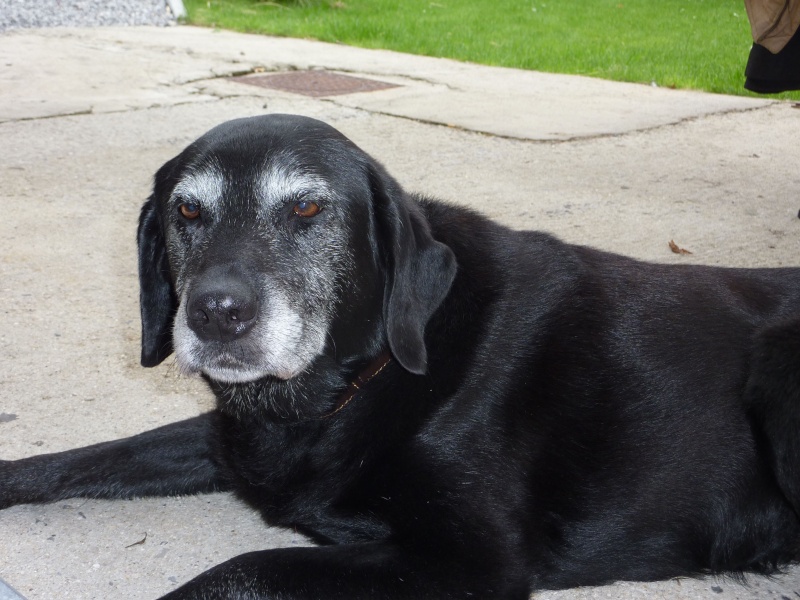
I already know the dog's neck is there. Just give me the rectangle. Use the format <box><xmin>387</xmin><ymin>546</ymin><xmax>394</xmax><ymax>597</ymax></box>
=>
<box><xmin>209</xmin><ymin>350</ymin><xmax>394</xmax><ymax>423</ymax></box>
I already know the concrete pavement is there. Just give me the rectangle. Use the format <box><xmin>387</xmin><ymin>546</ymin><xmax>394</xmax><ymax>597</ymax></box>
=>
<box><xmin>1</xmin><ymin>25</ymin><xmax>799</xmax><ymax>600</ymax></box>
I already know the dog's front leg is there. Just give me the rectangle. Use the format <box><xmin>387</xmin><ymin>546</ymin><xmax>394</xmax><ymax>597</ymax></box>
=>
<box><xmin>158</xmin><ymin>543</ymin><xmax>530</xmax><ymax>600</ymax></box>
<box><xmin>0</xmin><ymin>413</ymin><xmax>231</xmax><ymax>509</ymax></box>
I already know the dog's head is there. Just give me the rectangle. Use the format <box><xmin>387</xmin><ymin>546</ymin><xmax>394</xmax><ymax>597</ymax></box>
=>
<box><xmin>138</xmin><ymin>114</ymin><xmax>456</xmax><ymax>384</ymax></box>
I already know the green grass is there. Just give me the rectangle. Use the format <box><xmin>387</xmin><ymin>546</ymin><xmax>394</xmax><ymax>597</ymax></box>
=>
<box><xmin>183</xmin><ymin>0</ymin><xmax>800</xmax><ymax>99</ymax></box>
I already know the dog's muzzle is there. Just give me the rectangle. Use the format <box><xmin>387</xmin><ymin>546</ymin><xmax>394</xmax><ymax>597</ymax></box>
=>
<box><xmin>186</xmin><ymin>268</ymin><xmax>259</xmax><ymax>343</ymax></box>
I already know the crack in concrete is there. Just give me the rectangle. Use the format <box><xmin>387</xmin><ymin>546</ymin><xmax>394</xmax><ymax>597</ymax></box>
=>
<box><xmin>321</xmin><ymin>100</ymin><xmax>780</xmax><ymax>145</ymax></box>
<box><xmin>0</xmin><ymin>108</ymin><xmax>95</xmax><ymax>125</ymax></box>
<box><xmin>2</xmin><ymin>97</ymin><xmax>777</xmax><ymax>145</ymax></box>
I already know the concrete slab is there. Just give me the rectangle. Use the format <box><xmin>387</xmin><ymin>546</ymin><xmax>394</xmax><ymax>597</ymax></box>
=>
<box><xmin>1</xmin><ymin>24</ymin><xmax>799</xmax><ymax>600</ymax></box>
<box><xmin>0</xmin><ymin>26</ymin><xmax>772</xmax><ymax>139</ymax></box>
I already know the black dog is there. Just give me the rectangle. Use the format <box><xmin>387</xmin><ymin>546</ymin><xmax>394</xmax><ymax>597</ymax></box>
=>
<box><xmin>3</xmin><ymin>114</ymin><xmax>800</xmax><ymax>599</ymax></box>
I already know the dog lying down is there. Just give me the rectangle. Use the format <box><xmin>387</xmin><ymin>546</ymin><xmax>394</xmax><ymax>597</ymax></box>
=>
<box><xmin>3</xmin><ymin>114</ymin><xmax>800</xmax><ymax>599</ymax></box>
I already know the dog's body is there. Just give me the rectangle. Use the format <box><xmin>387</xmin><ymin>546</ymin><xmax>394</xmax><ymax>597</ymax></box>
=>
<box><xmin>3</xmin><ymin>114</ymin><xmax>800</xmax><ymax>599</ymax></box>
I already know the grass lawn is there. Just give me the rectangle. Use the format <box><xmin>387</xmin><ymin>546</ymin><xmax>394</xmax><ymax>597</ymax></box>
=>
<box><xmin>183</xmin><ymin>0</ymin><xmax>800</xmax><ymax>100</ymax></box>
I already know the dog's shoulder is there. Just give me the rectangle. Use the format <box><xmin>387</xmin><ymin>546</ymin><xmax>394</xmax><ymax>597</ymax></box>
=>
<box><xmin>416</xmin><ymin>195</ymin><xmax>595</xmax><ymax>298</ymax></box>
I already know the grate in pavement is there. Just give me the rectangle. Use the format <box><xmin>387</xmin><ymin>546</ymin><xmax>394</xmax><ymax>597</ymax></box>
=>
<box><xmin>232</xmin><ymin>70</ymin><xmax>400</xmax><ymax>97</ymax></box>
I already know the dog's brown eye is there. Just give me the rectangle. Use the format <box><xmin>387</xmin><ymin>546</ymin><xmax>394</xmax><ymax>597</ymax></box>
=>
<box><xmin>179</xmin><ymin>202</ymin><xmax>201</xmax><ymax>220</ymax></box>
<box><xmin>293</xmin><ymin>200</ymin><xmax>322</xmax><ymax>218</ymax></box>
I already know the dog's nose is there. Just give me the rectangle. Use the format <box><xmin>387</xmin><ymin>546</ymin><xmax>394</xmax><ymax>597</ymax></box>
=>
<box><xmin>187</xmin><ymin>277</ymin><xmax>258</xmax><ymax>343</ymax></box>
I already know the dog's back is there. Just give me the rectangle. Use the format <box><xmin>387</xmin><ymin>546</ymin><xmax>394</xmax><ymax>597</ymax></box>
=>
<box><xmin>417</xmin><ymin>197</ymin><xmax>800</xmax><ymax>586</ymax></box>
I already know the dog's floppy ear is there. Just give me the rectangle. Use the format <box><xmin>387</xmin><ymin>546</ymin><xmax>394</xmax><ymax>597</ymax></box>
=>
<box><xmin>137</xmin><ymin>196</ymin><xmax>177</xmax><ymax>367</ymax></box>
<box><xmin>368</xmin><ymin>161</ymin><xmax>457</xmax><ymax>375</ymax></box>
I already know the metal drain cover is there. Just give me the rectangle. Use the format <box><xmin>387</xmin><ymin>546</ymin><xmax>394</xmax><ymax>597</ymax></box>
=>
<box><xmin>233</xmin><ymin>70</ymin><xmax>399</xmax><ymax>97</ymax></box>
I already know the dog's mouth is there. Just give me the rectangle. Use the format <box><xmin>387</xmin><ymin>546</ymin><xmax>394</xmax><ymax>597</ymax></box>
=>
<box><xmin>205</xmin><ymin>368</ymin><xmax>292</xmax><ymax>384</ymax></box>
<box><xmin>203</xmin><ymin>359</ymin><xmax>294</xmax><ymax>384</ymax></box>
<box><xmin>178</xmin><ymin>346</ymin><xmax>307</xmax><ymax>384</ymax></box>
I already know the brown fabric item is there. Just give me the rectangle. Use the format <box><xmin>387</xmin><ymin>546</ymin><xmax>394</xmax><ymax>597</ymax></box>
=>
<box><xmin>745</xmin><ymin>25</ymin><xmax>800</xmax><ymax>92</ymax></box>
<box><xmin>744</xmin><ymin>0</ymin><xmax>800</xmax><ymax>53</ymax></box>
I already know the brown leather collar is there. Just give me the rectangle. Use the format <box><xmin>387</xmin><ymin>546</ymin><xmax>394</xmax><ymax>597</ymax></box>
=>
<box><xmin>323</xmin><ymin>350</ymin><xmax>393</xmax><ymax>418</ymax></box>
